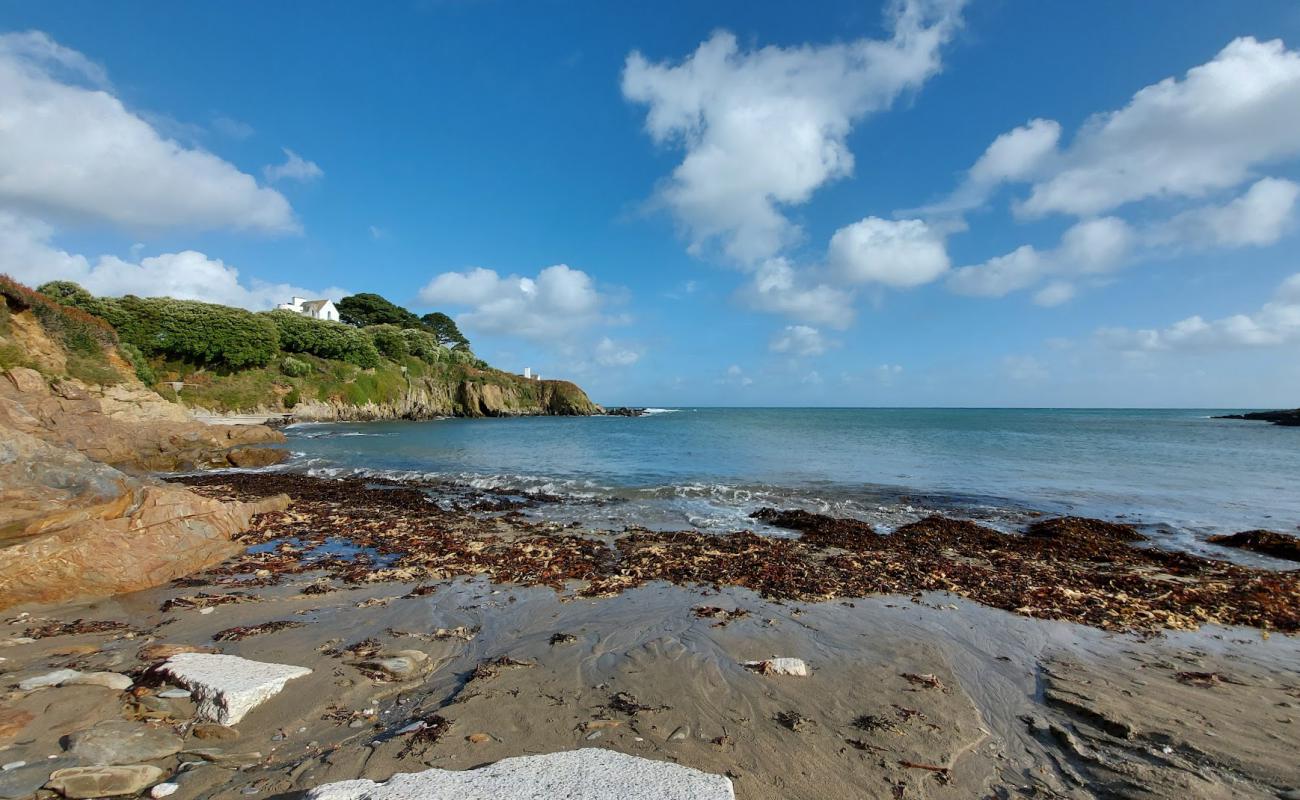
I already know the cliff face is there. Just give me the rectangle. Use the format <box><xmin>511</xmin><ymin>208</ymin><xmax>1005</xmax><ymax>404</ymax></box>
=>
<box><xmin>224</xmin><ymin>373</ymin><xmax>602</xmax><ymax>422</ymax></box>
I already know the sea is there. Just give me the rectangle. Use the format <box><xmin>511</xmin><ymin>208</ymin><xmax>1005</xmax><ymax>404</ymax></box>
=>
<box><xmin>278</xmin><ymin>408</ymin><xmax>1299</xmax><ymax>564</ymax></box>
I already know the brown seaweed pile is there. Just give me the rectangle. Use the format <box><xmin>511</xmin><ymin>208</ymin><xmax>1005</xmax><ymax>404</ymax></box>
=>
<box><xmin>170</xmin><ymin>473</ymin><xmax>1300</xmax><ymax>634</ymax></box>
<box><xmin>1207</xmin><ymin>529</ymin><xmax>1300</xmax><ymax>563</ymax></box>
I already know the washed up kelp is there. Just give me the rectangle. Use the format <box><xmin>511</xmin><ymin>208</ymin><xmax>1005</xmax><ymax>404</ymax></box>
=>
<box><xmin>172</xmin><ymin>474</ymin><xmax>1300</xmax><ymax>633</ymax></box>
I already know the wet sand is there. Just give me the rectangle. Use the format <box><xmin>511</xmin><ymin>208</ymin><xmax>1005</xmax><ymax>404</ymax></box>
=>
<box><xmin>1</xmin><ymin>475</ymin><xmax>1298</xmax><ymax>799</ymax></box>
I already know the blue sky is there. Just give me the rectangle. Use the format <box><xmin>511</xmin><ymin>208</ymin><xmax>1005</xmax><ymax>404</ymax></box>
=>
<box><xmin>3</xmin><ymin>1</ymin><xmax>1300</xmax><ymax>407</ymax></box>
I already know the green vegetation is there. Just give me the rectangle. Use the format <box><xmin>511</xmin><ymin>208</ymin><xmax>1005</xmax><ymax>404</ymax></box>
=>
<box><xmin>4</xmin><ymin>275</ymin><xmax>123</xmax><ymax>384</ymax></box>
<box><xmin>280</xmin><ymin>355</ymin><xmax>312</xmax><ymax>377</ymax></box>
<box><xmin>5</xmin><ymin>279</ymin><xmax>592</xmax><ymax>415</ymax></box>
<box><xmin>264</xmin><ymin>310</ymin><xmax>380</xmax><ymax>368</ymax></box>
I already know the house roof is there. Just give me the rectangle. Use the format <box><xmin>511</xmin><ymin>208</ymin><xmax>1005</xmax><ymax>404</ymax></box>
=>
<box><xmin>300</xmin><ymin>299</ymin><xmax>333</xmax><ymax>311</ymax></box>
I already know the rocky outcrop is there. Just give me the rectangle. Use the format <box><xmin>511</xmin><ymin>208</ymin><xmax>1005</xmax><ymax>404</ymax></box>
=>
<box><xmin>0</xmin><ymin>426</ymin><xmax>288</xmax><ymax>609</ymax></box>
<box><xmin>1213</xmin><ymin>408</ymin><xmax>1300</xmax><ymax>426</ymax></box>
<box><xmin>277</xmin><ymin>374</ymin><xmax>601</xmax><ymax>421</ymax></box>
<box><xmin>1207</xmin><ymin>529</ymin><xmax>1300</xmax><ymax>562</ymax></box>
<box><xmin>1</xmin><ymin>367</ymin><xmax>285</xmax><ymax>473</ymax></box>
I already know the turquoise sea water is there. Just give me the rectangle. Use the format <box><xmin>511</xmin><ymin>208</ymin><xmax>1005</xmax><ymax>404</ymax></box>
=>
<box><xmin>282</xmin><ymin>408</ymin><xmax>1299</xmax><ymax>561</ymax></box>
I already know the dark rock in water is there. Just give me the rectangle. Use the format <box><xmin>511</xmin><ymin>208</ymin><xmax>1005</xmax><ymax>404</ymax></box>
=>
<box><xmin>604</xmin><ymin>407</ymin><xmax>647</xmax><ymax>417</ymax></box>
<box><xmin>1213</xmin><ymin>408</ymin><xmax>1300</xmax><ymax>427</ymax></box>
<box><xmin>1207</xmin><ymin>530</ymin><xmax>1300</xmax><ymax>562</ymax></box>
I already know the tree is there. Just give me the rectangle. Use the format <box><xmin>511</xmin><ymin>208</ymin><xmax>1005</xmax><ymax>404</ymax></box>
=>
<box><xmin>420</xmin><ymin>311</ymin><xmax>469</xmax><ymax>349</ymax></box>
<box><xmin>336</xmin><ymin>293</ymin><xmax>421</xmax><ymax>328</ymax></box>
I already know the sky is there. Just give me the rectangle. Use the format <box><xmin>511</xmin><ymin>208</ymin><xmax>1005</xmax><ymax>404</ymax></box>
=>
<box><xmin>2</xmin><ymin>1</ymin><xmax>1299</xmax><ymax>408</ymax></box>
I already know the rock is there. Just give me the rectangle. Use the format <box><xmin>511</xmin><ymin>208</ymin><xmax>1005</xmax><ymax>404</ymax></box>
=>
<box><xmin>1</xmin><ymin>763</ymin><xmax>23</xmax><ymax>772</ymax></box>
<box><xmin>1206</xmin><ymin>530</ymin><xmax>1300</xmax><ymax>563</ymax></box>
<box><xmin>65</xmin><ymin>671</ymin><xmax>133</xmax><ymax>691</ymax></box>
<box><xmin>157</xmin><ymin>689</ymin><xmax>191</xmax><ymax>699</ymax></box>
<box><xmin>183</xmin><ymin>750</ymin><xmax>262</xmax><ymax>765</ymax></box>
<box><xmin>0</xmin><ymin>709</ymin><xmax>33</xmax><ymax>743</ymax></box>
<box><xmin>150</xmin><ymin>782</ymin><xmax>179</xmax><ymax>798</ymax></box>
<box><xmin>0</xmin><ymin>759</ymin><xmax>77</xmax><ymax>800</ymax></box>
<box><xmin>46</xmin><ymin>765</ymin><xmax>165</xmax><ymax>798</ymax></box>
<box><xmin>305</xmin><ymin>749</ymin><xmax>734</xmax><ymax>800</ymax></box>
<box><xmin>16</xmin><ymin>669</ymin><xmax>131</xmax><ymax>692</ymax></box>
<box><xmin>224</xmin><ymin>447</ymin><xmax>289</xmax><ymax>469</ymax></box>
<box><xmin>1213</xmin><ymin>408</ymin><xmax>1300</xmax><ymax>427</ymax></box>
<box><xmin>741</xmin><ymin>657</ymin><xmax>809</xmax><ymax>676</ymax></box>
<box><xmin>159</xmin><ymin>653</ymin><xmax>311</xmax><ymax>725</ymax></box>
<box><xmin>66</xmin><ymin>720</ymin><xmax>184</xmax><ymax>765</ymax></box>
<box><xmin>17</xmin><ymin>669</ymin><xmax>81</xmax><ymax>690</ymax></box>
<box><xmin>354</xmin><ymin>650</ymin><xmax>430</xmax><ymax>682</ymax></box>
<box><xmin>190</xmin><ymin>724</ymin><xmax>240</xmax><ymax>742</ymax></box>
<box><xmin>0</xmin><ymin>427</ymin><xmax>290</xmax><ymax>610</ymax></box>
<box><xmin>138</xmin><ymin>644</ymin><xmax>214</xmax><ymax>662</ymax></box>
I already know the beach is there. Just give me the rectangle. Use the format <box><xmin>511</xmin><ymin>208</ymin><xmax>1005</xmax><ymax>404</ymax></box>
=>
<box><xmin>2</xmin><ymin>469</ymin><xmax>1297</xmax><ymax>800</ymax></box>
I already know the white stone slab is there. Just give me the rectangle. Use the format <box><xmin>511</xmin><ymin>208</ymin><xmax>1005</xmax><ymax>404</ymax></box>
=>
<box><xmin>159</xmin><ymin>653</ymin><xmax>311</xmax><ymax>725</ymax></box>
<box><xmin>306</xmin><ymin>748</ymin><xmax>734</xmax><ymax>800</ymax></box>
<box><xmin>741</xmin><ymin>657</ymin><xmax>809</xmax><ymax>676</ymax></box>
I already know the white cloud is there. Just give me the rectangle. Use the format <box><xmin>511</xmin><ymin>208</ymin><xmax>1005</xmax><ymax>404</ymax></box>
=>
<box><xmin>1032</xmin><ymin>281</ymin><xmax>1076</xmax><ymax>307</ymax></box>
<box><xmin>1150</xmin><ymin>177</ymin><xmax>1299</xmax><ymax>249</ymax></box>
<box><xmin>1098</xmin><ymin>272</ymin><xmax>1300</xmax><ymax>351</ymax></box>
<box><xmin>1002</xmin><ymin>355</ymin><xmax>1047</xmax><ymax>382</ymax></box>
<box><xmin>594</xmin><ymin>337</ymin><xmax>640</xmax><ymax>367</ymax></box>
<box><xmin>827</xmin><ymin>216</ymin><xmax>949</xmax><ymax>288</ymax></box>
<box><xmin>801</xmin><ymin>370</ymin><xmax>823</xmax><ymax>385</ymax></box>
<box><xmin>622</xmin><ymin>0</ymin><xmax>964</xmax><ymax>264</ymax></box>
<box><xmin>264</xmin><ymin>148</ymin><xmax>323</xmax><ymax>183</ymax></box>
<box><xmin>1020</xmin><ymin>37</ymin><xmax>1300</xmax><ymax>218</ymax></box>
<box><xmin>0</xmin><ymin>212</ymin><xmax>340</xmax><ymax>309</ymax></box>
<box><xmin>0</xmin><ymin>31</ymin><xmax>296</xmax><ymax>233</ymax></box>
<box><xmin>417</xmin><ymin>264</ymin><xmax>608</xmax><ymax>342</ymax></box>
<box><xmin>769</xmin><ymin>324</ymin><xmax>828</xmax><ymax>356</ymax></box>
<box><xmin>874</xmin><ymin>363</ymin><xmax>903</xmax><ymax>385</ymax></box>
<box><xmin>924</xmin><ymin>118</ymin><xmax>1060</xmax><ymax>215</ymax></box>
<box><xmin>948</xmin><ymin>216</ymin><xmax>1134</xmax><ymax>298</ymax></box>
<box><xmin>739</xmin><ymin>258</ymin><xmax>855</xmax><ymax>328</ymax></box>
<box><xmin>720</xmin><ymin>364</ymin><xmax>753</xmax><ymax>387</ymax></box>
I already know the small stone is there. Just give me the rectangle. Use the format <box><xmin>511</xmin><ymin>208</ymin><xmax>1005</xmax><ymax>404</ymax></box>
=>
<box><xmin>1</xmin><ymin>763</ymin><xmax>24</xmax><ymax>771</ymax></box>
<box><xmin>191</xmin><ymin>724</ymin><xmax>240</xmax><ymax>742</ymax></box>
<box><xmin>199</xmin><ymin>608</ymin><xmax>215</xmax><ymax>615</ymax></box>
<box><xmin>64</xmin><ymin>672</ymin><xmax>133</xmax><ymax>691</ymax></box>
<box><xmin>150</xmin><ymin>782</ymin><xmax>179</xmax><ymax>798</ymax></box>
<box><xmin>137</xmin><ymin>644</ymin><xmax>213</xmax><ymax>662</ymax></box>
<box><xmin>184</xmin><ymin>749</ymin><xmax>263</xmax><ymax>765</ymax></box>
<box><xmin>466</xmin><ymin>733</ymin><xmax>491</xmax><ymax>744</ymax></box>
<box><xmin>668</xmin><ymin>725</ymin><xmax>689</xmax><ymax>741</ymax></box>
<box><xmin>740</xmin><ymin>657</ymin><xmax>808</xmax><ymax>677</ymax></box>
<box><xmin>157</xmin><ymin>689</ymin><xmax>191</xmax><ymax>699</ymax></box>
<box><xmin>585</xmin><ymin>731</ymin><xmax>603</xmax><ymax>740</ymax></box>
<box><xmin>348</xmin><ymin>720</ymin><xmax>365</xmax><ymax>729</ymax></box>
<box><xmin>46</xmin><ymin>765</ymin><xmax>165</xmax><ymax>798</ymax></box>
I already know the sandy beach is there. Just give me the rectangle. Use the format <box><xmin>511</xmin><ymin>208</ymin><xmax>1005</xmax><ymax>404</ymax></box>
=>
<box><xmin>2</xmin><ymin>473</ymin><xmax>1297</xmax><ymax>800</ymax></box>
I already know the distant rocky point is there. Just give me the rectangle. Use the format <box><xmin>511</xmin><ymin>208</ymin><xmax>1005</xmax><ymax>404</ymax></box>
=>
<box><xmin>604</xmin><ymin>406</ymin><xmax>647</xmax><ymax>417</ymax></box>
<box><xmin>1213</xmin><ymin>409</ymin><xmax>1300</xmax><ymax>427</ymax></box>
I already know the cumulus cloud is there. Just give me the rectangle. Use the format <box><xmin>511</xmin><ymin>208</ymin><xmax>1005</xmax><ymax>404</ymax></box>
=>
<box><xmin>0</xmin><ymin>31</ymin><xmax>297</xmax><ymax>233</ymax></box>
<box><xmin>1098</xmin><ymin>273</ymin><xmax>1300</xmax><ymax>352</ymax></box>
<box><xmin>874</xmin><ymin>363</ymin><xmax>903</xmax><ymax>385</ymax></box>
<box><xmin>739</xmin><ymin>258</ymin><xmax>855</xmax><ymax>329</ymax></box>
<box><xmin>827</xmin><ymin>217</ymin><xmax>949</xmax><ymax>288</ymax></box>
<box><xmin>1019</xmin><ymin>37</ymin><xmax>1300</xmax><ymax>218</ymax></box>
<box><xmin>594</xmin><ymin>337</ymin><xmax>641</xmax><ymax>367</ymax></box>
<box><xmin>263</xmin><ymin>148</ymin><xmax>323</xmax><ymax>183</ymax></box>
<box><xmin>923</xmin><ymin>118</ymin><xmax>1061</xmax><ymax>215</ymax></box>
<box><xmin>719</xmin><ymin>364</ymin><xmax>753</xmax><ymax>387</ymax></box>
<box><xmin>1149</xmin><ymin>177</ymin><xmax>1299</xmax><ymax>250</ymax></box>
<box><xmin>622</xmin><ymin>0</ymin><xmax>965</xmax><ymax>264</ymax></box>
<box><xmin>417</xmin><ymin>264</ymin><xmax>610</xmax><ymax>342</ymax></box>
<box><xmin>769</xmin><ymin>324</ymin><xmax>829</xmax><ymax>356</ymax></box>
<box><xmin>0</xmin><ymin>212</ymin><xmax>340</xmax><ymax>309</ymax></box>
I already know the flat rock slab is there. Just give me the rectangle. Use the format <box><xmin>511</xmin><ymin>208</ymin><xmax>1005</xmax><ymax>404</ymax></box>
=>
<box><xmin>46</xmin><ymin>765</ymin><xmax>164</xmax><ymax>798</ymax></box>
<box><xmin>66</xmin><ymin>720</ymin><xmax>184</xmax><ymax>765</ymax></box>
<box><xmin>306</xmin><ymin>749</ymin><xmax>734</xmax><ymax>800</ymax></box>
<box><xmin>158</xmin><ymin>653</ymin><xmax>311</xmax><ymax>725</ymax></box>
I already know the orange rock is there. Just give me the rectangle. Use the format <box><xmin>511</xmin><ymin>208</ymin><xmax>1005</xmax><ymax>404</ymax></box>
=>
<box><xmin>0</xmin><ymin>708</ymin><xmax>34</xmax><ymax>743</ymax></box>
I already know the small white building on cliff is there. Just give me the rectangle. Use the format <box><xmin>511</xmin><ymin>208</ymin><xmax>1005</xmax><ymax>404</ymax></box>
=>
<box><xmin>277</xmin><ymin>296</ymin><xmax>339</xmax><ymax>322</ymax></box>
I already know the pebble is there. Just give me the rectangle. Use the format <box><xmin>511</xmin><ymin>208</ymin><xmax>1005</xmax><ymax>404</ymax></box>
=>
<box><xmin>668</xmin><ymin>725</ymin><xmax>689</xmax><ymax>741</ymax></box>
<box><xmin>348</xmin><ymin>720</ymin><xmax>365</xmax><ymax>729</ymax></box>
<box><xmin>1</xmin><ymin>762</ymin><xmax>24</xmax><ymax>771</ymax></box>
<box><xmin>157</xmin><ymin>690</ymin><xmax>191</xmax><ymax>699</ymax></box>
<box><xmin>150</xmin><ymin>783</ymin><xmax>179</xmax><ymax>798</ymax></box>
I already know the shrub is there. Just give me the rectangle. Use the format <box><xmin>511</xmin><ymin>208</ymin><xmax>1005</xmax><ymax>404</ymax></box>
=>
<box><xmin>1</xmin><ymin>275</ymin><xmax>118</xmax><ymax>356</ymax></box>
<box><xmin>263</xmin><ymin>310</ymin><xmax>380</xmax><ymax>369</ymax></box>
<box><xmin>119</xmin><ymin>342</ymin><xmax>156</xmax><ymax>385</ymax></box>
<box><xmin>400</xmin><ymin>328</ymin><xmax>449</xmax><ymax>363</ymax></box>
<box><xmin>99</xmin><ymin>296</ymin><xmax>279</xmax><ymax>369</ymax></box>
<box><xmin>337</xmin><ymin>293</ymin><xmax>422</xmax><ymax>328</ymax></box>
<box><xmin>284</xmin><ymin>387</ymin><xmax>301</xmax><ymax>408</ymax></box>
<box><xmin>365</xmin><ymin>324</ymin><xmax>409</xmax><ymax>361</ymax></box>
<box><xmin>280</xmin><ymin>355</ymin><xmax>312</xmax><ymax>377</ymax></box>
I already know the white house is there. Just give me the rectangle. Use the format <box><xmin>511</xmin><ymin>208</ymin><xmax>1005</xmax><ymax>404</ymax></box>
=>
<box><xmin>277</xmin><ymin>296</ymin><xmax>339</xmax><ymax>322</ymax></box>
